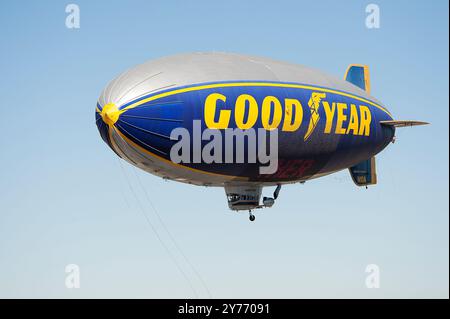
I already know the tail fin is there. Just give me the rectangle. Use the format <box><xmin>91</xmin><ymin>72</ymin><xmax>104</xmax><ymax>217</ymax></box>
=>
<box><xmin>349</xmin><ymin>156</ymin><xmax>377</xmax><ymax>187</ymax></box>
<box><xmin>344</xmin><ymin>64</ymin><xmax>371</xmax><ymax>94</ymax></box>
<box><xmin>345</xmin><ymin>65</ymin><xmax>429</xmax><ymax>128</ymax></box>
<box><xmin>345</xmin><ymin>64</ymin><xmax>428</xmax><ymax>187</ymax></box>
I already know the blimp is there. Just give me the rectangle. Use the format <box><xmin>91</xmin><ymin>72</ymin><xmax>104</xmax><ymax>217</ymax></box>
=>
<box><xmin>96</xmin><ymin>52</ymin><xmax>427</xmax><ymax>221</ymax></box>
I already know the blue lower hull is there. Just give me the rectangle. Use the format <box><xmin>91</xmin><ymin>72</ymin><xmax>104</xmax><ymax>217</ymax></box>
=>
<box><xmin>96</xmin><ymin>81</ymin><xmax>394</xmax><ymax>183</ymax></box>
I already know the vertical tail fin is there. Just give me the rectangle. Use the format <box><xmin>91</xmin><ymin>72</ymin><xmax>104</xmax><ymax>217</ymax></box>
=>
<box><xmin>344</xmin><ymin>64</ymin><xmax>371</xmax><ymax>94</ymax></box>
<box><xmin>349</xmin><ymin>156</ymin><xmax>377</xmax><ymax>187</ymax></box>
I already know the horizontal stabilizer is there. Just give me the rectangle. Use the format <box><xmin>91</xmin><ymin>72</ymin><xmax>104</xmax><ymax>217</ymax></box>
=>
<box><xmin>380</xmin><ymin>120</ymin><xmax>429</xmax><ymax>127</ymax></box>
<box><xmin>349</xmin><ymin>157</ymin><xmax>377</xmax><ymax>187</ymax></box>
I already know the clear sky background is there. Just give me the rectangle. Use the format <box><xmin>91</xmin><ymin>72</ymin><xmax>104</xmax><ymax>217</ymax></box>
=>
<box><xmin>0</xmin><ymin>0</ymin><xmax>448</xmax><ymax>298</ymax></box>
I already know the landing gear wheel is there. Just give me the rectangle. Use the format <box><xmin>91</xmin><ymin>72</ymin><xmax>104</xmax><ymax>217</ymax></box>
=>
<box><xmin>249</xmin><ymin>214</ymin><xmax>256</xmax><ymax>222</ymax></box>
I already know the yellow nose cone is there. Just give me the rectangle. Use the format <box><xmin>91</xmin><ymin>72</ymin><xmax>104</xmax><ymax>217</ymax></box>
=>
<box><xmin>101</xmin><ymin>103</ymin><xmax>120</xmax><ymax>126</ymax></box>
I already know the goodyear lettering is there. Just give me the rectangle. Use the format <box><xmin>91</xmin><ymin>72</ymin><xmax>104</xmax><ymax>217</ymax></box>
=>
<box><xmin>359</xmin><ymin>105</ymin><xmax>371</xmax><ymax>136</ymax></box>
<box><xmin>204</xmin><ymin>91</ymin><xmax>372</xmax><ymax>137</ymax></box>
<box><xmin>322</xmin><ymin>101</ymin><xmax>336</xmax><ymax>134</ymax></box>
<box><xmin>335</xmin><ymin>102</ymin><xmax>348</xmax><ymax>135</ymax></box>
<box><xmin>204</xmin><ymin>93</ymin><xmax>230</xmax><ymax>129</ymax></box>
<box><xmin>282</xmin><ymin>98</ymin><xmax>303</xmax><ymax>132</ymax></box>
<box><xmin>261</xmin><ymin>96</ymin><xmax>283</xmax><ymax>130</ymax></box>
<box><xmin>346</xmin><ymin>104</ymin><xmax>360</xmax><ymax>135</ymax></box>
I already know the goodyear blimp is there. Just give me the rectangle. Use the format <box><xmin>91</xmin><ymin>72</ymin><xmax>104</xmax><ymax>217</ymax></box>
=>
<box><xmin>96</xmin><ymin>52</ymin><xmax>427</xmax><ymax>221</ymax></box>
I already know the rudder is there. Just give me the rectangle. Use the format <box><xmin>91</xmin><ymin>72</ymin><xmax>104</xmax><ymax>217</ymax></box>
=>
<box><xmin>344</xmin><ymin>64</ymin><xmax>371</xmax><ymax>94</ymax></box>
<box><xmin>349</xmin><ymin>156</ymin><xmax>377</xmax><ymax>186</ymax></box>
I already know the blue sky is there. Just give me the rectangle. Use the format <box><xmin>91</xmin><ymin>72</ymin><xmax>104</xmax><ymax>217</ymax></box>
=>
<box><xmin>0</xmin><ymin>0</ymin><xmax>448</xmax><ymax>298</ymax></box>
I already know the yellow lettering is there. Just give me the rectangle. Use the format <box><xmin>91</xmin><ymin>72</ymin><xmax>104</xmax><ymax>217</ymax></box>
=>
<box><xmin>335</xmin><ymin>103</ymin><xmax>347</xmax><ymax>134</ymax></box>
<box><xmin>359</xmin><ymin>105</ymin><xmax>371</xmax><ymax>136</ymax></box>
<box><xmin>282</xmin><ymin>98</ymin><xmax>303</xmax><ymax>132</ymax></box>
<box><xmin>322</xmin><ymin>101</ymin><xmax>336</xmax><ymax>134</ymax></box>
<box><xmin>261</xmin><ymin>96</ymin><xmax>282</xmax><ymax>130</ymax></box>
<box><xmin>346</xmin><ymin>104</ymin><xmax>359</xmax><ymax>135</ymax></box>
<box><xmin>204</xmin><ymin>93</ymin><xmax>230</xmax><ymax>129</ymax></box>
<box><xmin>235</xmin><ymin>94</ymin><xmax>258</xmax><ymax>129</ymax></box>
